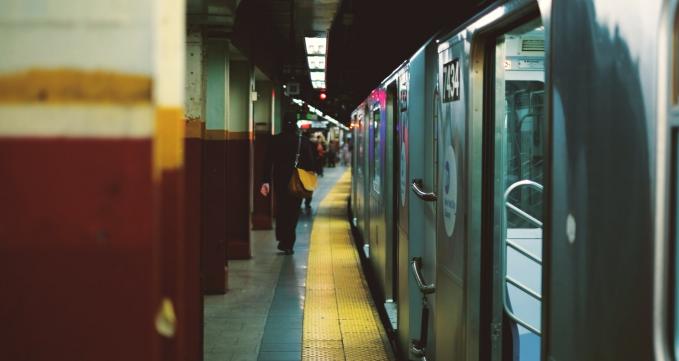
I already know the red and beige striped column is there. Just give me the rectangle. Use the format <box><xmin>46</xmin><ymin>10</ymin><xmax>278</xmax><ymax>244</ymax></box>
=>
<box><xmin>154</xmin><ymin>0</ymin><xmax>188</xmax><ymax>359</ymax></box>
<box><xmin>183</xmin><ymin>26</ymin><xmax>205</xmax><ymax>361</ymax></box>
<box><xmin>0</xmin><ymin>1</ymin><xmax>188</xmax><ymax>360</ymax></box>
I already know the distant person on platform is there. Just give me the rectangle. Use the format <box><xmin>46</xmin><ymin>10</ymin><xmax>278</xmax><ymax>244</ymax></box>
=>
<box><xmin>260</xmin><ymin>112</ymin><xmax>315</xmax><ymax>254</ymax></box>
<box><xmin>315</xmin><ymin>134</ymin><xmax>326</xmax><ymax>177</ymax></box>
<box><xmin>303</xmin><ymin>131</ymin><xmax>318</xmax><ymax>212</ymax></box>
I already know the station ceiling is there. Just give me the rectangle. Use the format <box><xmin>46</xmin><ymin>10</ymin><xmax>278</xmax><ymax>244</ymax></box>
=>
<box><xmin>196</xmin><ymin>0</ymin><xmax>490</xmax><ymax>123</ymax></box>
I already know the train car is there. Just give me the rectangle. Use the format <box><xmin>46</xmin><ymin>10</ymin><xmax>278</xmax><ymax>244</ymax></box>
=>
<box><xmin>350</xmin><ymin>0</ymin><xmax>675</xmax><ymax>360</ymax></box>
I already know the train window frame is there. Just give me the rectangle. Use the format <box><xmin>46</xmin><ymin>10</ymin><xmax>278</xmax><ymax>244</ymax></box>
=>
<box><xmin>372</xmin><ymin>104</ymin><xmax>382</xmax><ymax>194</ymax></box>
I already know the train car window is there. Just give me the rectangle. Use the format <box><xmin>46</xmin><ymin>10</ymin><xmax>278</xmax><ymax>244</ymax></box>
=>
<box><xmin>493</xmin><ymin>18</ymin><xmax>545</xmax><ymax>361</ymax></box>
<box><xmin>373</xmin><ymin>107</ymin><xmax>381</xmax><ymax>193</ymax></box>
<box><xmin>357</xmin><ymin>111</ymin><xmax>364</xmax><ymax>176</ymax></box>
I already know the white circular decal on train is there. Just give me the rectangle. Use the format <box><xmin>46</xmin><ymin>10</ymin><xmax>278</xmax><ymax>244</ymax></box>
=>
<box><xmin>400</xmin><ymin>142</ymin><xmax>406</xmax><ymax>207</ymax></box>
<box><xmin>443</xmin><ymin>145</ymin><xmax>458</xmax><ymax>237</ymax></box>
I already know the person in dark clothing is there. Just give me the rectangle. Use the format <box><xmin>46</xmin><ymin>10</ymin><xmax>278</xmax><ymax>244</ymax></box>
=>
<box><xmin>260</xmin><ymin>112</ymin><xmax>315</xmax><ymax>254</ymax></box>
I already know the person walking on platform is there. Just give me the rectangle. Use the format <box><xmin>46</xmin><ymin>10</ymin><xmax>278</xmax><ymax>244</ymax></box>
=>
<box><xmin>303</xmin><ymin>131</ymin><xmax>317</xmax><ymax>213</ymax></box>
<box><xmin>260</xmin><ymin>112</ymin><xmax>315</xmax><ymax>254</ymax></box>
<box><xmin>315</xmin><ymin>134</ymin><xmax>326</xmax><ymax>177</ymax></box>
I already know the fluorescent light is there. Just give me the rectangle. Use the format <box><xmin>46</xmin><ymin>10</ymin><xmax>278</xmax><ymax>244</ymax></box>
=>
<box><xmin>312</xmin><ymin>81</ymin><xmax>326</xmax><ymax>89</ymax></box>
<box><xmin>323</xmin><ymin>114</ymin><xmax>349</xmax><ymax>131</ymax></box>
<box><xmin>307</xmin><ymin>56</ymin><xmax>326</xmax><ymax>70</ymax></box>
<box><xmin>305</xmin><ymin>37</ymin><xmax>326</xmax><ymax>55</ymax></box>
<box><xmin>292</xmin><ymin>98</ymin><xmax>348</xmax><ymax>130</ymax></box>
<box><xmin>310</xmin><ymin>71</ymin><xmax>325</xmax><ymax>81</ymax></box>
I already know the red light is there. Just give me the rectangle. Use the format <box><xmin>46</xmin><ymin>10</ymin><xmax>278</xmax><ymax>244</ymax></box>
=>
<box><xmin>319</xmin><ymin>92</ymin><xmax>327</xmax><ymax>100</ymax></box>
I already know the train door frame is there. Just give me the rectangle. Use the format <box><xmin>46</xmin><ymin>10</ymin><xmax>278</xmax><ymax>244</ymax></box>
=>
<box><xmin>361</xmin><ymin>104</ymin><xmax>371</xmax><ymax>255</ymax></box>
<box><xmin>434</xmin><ymin>32</ymin><xmax>471</xmax><ymax>361</ymax></box>
<box><xmin>387</xmin><ymin>81</ymin><xmax>400</xmax><ymax>307</ymax></box>
<box><xmin>469</xmin><ymin>2</ymin><xmax>549</xmax><ymax>361</ymax></box>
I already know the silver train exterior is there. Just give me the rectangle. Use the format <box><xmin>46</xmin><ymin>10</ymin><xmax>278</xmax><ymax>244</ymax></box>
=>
<box><xmin>349</xmin><ymin>0</ymin><xmax>676</xmax><ymax>360</ymax></box>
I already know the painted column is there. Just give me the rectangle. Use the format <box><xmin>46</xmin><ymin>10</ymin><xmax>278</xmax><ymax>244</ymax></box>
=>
<box><xmin>225</xmin><ymin>60</ymin><xmax>252</xmax><ymax>259</ymax></box>
<box><xmin>252</xmin><ymin>80</ymin><xmax>274</xmax><ymax>230</ymax></box>
<box><xmin>155</xmin><ymin>1</ymin><xmax>187</xmax><ymax>359</ymax></box>
<box><xmin>0</xmin><ymin>0</ymin><xmax>186</xmax><ymax>360</ymax></box>
<box><xmin>183</xmin><ymin>26</ymin><xmax>205</xmax><ymax>361</ymax></box>
<box><xmin>202</xmin><ymin>38</ymin><xmax>229</xmax><ymax>293</ymax></box>
<box><xmin>273</xmin><ymin>87</ymin><xmax>283</xmax><ymax>134</ymax></box>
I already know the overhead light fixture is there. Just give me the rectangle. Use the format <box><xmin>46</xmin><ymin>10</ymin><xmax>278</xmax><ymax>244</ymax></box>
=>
<box><xmin>310</xmin><ymin>71</ymin><xmax>325</xmax><ymax>82</ymax></box>
<box><xmin>304</xmin><ymin>37</ymin><xmax>326</xmax><ymax>55</ymax></box>
<box><xmin>307</xmin><ymin>56</ymin><xmax>326</xmax><ymax>70</ymax></box>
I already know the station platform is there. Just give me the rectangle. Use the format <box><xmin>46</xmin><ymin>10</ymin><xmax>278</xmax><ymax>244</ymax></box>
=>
<box><xmin>204</xmin><ymin>167</ymin><xmax>394</xmax><ymax>361</ymax></box>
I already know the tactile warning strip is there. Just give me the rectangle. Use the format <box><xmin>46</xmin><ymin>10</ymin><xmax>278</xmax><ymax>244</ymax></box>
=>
<box><xmin>302</xmin><ymin>171</ymin><xmax>393</xmax><ymax>361</ymax></box>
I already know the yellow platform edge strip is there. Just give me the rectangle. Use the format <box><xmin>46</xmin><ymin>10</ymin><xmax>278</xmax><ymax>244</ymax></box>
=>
<box><xmin>302</xmin><ymin>170</ymin><xmax>393</xmax><ymax>361</ymax></box>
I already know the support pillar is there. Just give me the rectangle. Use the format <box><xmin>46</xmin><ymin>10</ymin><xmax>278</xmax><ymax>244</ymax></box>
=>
<box><xmin>225</xmin><ymin>60</ymin><xmax>252</xmax><ymax>259</ymax></box>
<box><xmin>0</xmin><ymin>0</ymin><xmax>186</xmax><ymax>360</ymax></box>
<box><xmin>202</xmin><ymin>39</ymin><xmax>229</xmax><ymax>293</ymax></box>
<box><xmin>183</xmin><ymin>27</ymin><xmax>205</xmax><ymax>361</ymax></box>
<box><xmin>270</xmin><ymin>88</ymin><xmax>286</xmax><ymax>216</ymax></box>
<box><xmin>251</xmin><ymin>80</ymin><xmax>274</xmax><ymax>230</ymax></box>
<box><xmin>273</xmin><ymin>87</ymin><xmax>284</xmax><ymax>134</ymax></box>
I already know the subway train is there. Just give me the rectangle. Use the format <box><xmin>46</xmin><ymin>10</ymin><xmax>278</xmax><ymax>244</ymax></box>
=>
<box><xmin>348</xmin><ymin>0</ymin><xmax>678</xmax><ymax>360</ymax></box>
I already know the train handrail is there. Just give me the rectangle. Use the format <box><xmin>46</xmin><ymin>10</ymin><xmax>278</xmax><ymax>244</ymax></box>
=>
<box><xmin>507</xmin><ymin>239</ymin><xmax>541</xmax><ymax>265</ymax></box>
<box><xmin>502</xmin><ymin>180</ymin><xmax>544</xmax><ymax>336</ymax></box>
<box><xmin>411</xmin><ymin>257</ymin><xmax>436</xmax><ymax>294</ymax></box>
<box><xmin>506</xmin><ymin>201</ymin><xmax>543</xmax><ymax>228</ymax></box>
<box><xmin>411</xmin><ymin>179</ymin><xmax>437</xmax><ymax>202</ymax></box>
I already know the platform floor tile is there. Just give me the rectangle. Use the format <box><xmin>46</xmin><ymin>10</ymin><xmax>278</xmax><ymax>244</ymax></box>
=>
<box><xmin>302</xmin><ymin>171</ymin><xmax>394</xmax><ymax>361</ymax></box>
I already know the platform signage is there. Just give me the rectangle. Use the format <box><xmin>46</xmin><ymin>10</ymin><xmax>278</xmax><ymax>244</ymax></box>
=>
<box><xmin>442</xmin><ymin>58</ymin><xmax>460</xmax><ymax>102</ymax></box>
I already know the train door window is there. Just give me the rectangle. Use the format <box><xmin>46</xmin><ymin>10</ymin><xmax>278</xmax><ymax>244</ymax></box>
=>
<box><xmin>358</xmin><ymin>111</ymin><xmax>364</xmax><ymax>176</ymax></box>
<box><xmin>492</xmin><ymin>18</ymin><xmax>545</xmax><ymax>361</ymax></box>
<box><xmin>373</xmin><ymin>106</ymin><xmax>381</xmax><ymax>193</ymax></box>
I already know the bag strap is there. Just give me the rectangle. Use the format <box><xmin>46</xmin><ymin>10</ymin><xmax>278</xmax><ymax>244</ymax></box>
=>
<box><xmin>294</xmin><ymin>133</ymin><xmax>302</xmax><ymax>168</ymax></box>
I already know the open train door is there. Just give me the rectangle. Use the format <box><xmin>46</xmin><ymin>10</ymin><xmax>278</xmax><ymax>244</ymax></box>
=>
<box><xmin>482</xmin><ymin>14</ymin><xmax>547</xmax><ymax>361</ymax></box>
